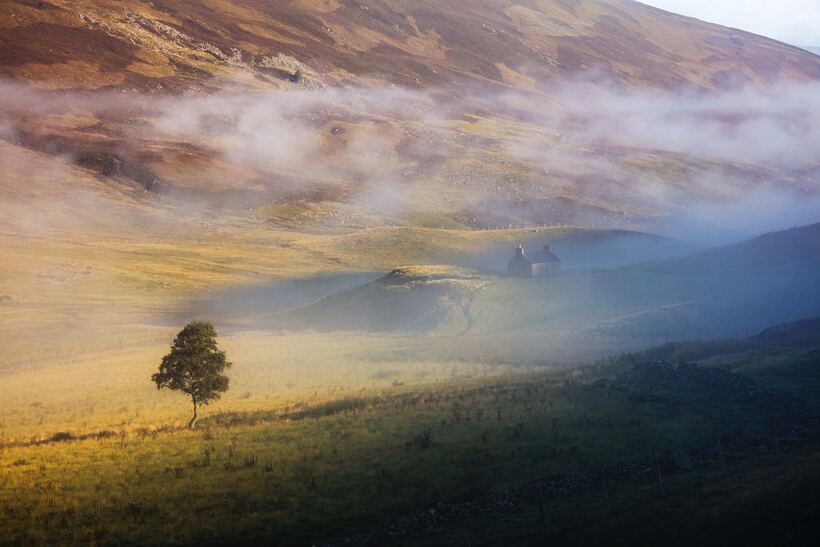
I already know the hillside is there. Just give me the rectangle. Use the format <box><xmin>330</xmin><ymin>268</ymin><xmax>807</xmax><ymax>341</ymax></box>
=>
<box><xmin>473</xmin><ymin>223</ymin><xmax>820</xmax><ymax>348</ymax></box>
<box><xmin>273</xmin><ymin>223</ymin><xmax>820</xmax><ymax>361</ymax></box>
<box><xmin>3</xmin><ymin>0</ymin><xmax>819</xmax><ymax>92</ymax></box>
<box><xmin>1</xmin><ymin>224</ymin><xmax>679</xmax><ymax>374</ymax></box>
<box><xmin>260</xmin><ymin>227</ymin><xmax>693</xmax><ymax>334</ymax></box>
<box><xmin>4</xmin><ymin>334</ymin><xmax>820</xmax><ymax>546</ymax></box>
<box><xmin>757</xmin><ymin>317</ymin><xmax>820</xmax><ymax>347</ymax></box>
<box><xmin>273</xmin><ymin>265</ymin><xmax>495</xmax><ymax>333</ymax></box>
<box><xmin>1</xmin><ymin>0</ymin><xmax>819</xmax><ymax>236</ymax></box>
<box><xmin>636</xmin><ymin>222</ymin><xmax>820</xmax><ymax>275</ymax></box>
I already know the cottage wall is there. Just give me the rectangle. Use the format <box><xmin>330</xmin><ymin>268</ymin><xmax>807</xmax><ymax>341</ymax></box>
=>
<box><xmin>507</xmin><ymin>244</ymin><xmax>562</xmax><ymax>278</ymax></box>
<box><xmin>531</xmin><ymin>263</ymin><xmax>547</xmax><ymax>278</ymax></box>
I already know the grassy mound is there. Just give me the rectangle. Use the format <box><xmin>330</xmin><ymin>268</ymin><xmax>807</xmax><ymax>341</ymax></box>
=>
<box><xmin>273</xmin><ymin>266</ymin><xmax>498</xmax><ymax>333</ymax></box>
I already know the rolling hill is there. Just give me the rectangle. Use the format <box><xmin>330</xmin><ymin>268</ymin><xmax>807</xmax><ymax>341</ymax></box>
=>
<box><xmin>273</xmin><ymin>265</ymin><xmax>496</xmax><ymax>333</ymax></box>
<box><xmin>272</xmin><ymin>223</ymin><xmax>820</xmax><ymax>360</ymax></box>
<box><xmin>636</xmin><ymin>222</ymin><xmax>820</xmax><ymax>275</ymax></box>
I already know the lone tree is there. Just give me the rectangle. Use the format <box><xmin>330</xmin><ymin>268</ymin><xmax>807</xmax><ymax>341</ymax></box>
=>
<box><xmin>152</xmin><ymin>321</ymin><xmax>231</xmax><ymax>429</ymax></box>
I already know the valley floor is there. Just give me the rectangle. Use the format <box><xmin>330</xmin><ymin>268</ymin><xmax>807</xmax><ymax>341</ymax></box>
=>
<box><xmin>2</xmin><ymin>218</ymin><xmax>819</xmax><ymax>545</ymax></box>
<box><xmin>0</xmin><ymin>224</ymin><xmax>697</xmax><ymax>440</ymax></box>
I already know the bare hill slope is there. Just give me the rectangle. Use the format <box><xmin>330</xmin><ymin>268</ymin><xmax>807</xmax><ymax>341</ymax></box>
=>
<box><xmin>2</xmin><ymin>0</ymin><xmax>819</xmax><ymax>92</ymax></box>
<box><xmin>1</xmin><ymin>1</ymin><xmax>819</xmax><ymax>234</ymax></box>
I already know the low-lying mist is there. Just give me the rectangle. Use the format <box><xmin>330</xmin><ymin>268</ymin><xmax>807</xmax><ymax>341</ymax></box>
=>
<box><xmin>1</xmin><ymin>75</ymin><xmax>818</xmax><ymax>243</ymax></box>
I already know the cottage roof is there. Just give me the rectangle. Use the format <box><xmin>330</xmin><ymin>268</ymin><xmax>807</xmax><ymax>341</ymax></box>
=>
<box><xmin>508</xmin><ymin>244</ymin><xmax>533</xmax><ymax>265</ymax></box>
<box><xmin>529</xmin><ymin>245</ymin><xmax>561</xmax><ymax>264</ymax></box>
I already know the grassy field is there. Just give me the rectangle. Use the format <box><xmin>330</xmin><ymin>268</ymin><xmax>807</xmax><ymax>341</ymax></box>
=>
<box><xmin>0</xmin><ymin>220</ymin><xmax>688</xmax><ymax>440</ymax></box>
<box><xmin>0</xmin><ymin>329</ymin><xmax>521</xmax><ymax>441</ymax></box>
<box><xmin>2</xmin><ymin>332</ymin><xmax>819</xmax><ymax>545</ymax></box>
<box><xmin>2</xmin><ymin>185</ymin><xmax>818</xmax><ymax>545</ymax></box>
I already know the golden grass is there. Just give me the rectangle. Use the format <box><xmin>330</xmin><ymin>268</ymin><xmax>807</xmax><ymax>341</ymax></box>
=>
<box><xmin>0</xmin><ymin>329</ymin><xmax>517</xmax><ymax>441</ymax></box>
<box><xmin>2</xmin><ymin>219</ymin><xmax>572</xmax><ymax>440</ymax></box>
<box><xmin>0</xmin><ymin>146</ymin><xmax>646</xmax><ymax>444</ymax></box>
<box><xmin>2</xmin><ymin>354</ymin><xmax>788</xmax><ymax>546</ymax></box>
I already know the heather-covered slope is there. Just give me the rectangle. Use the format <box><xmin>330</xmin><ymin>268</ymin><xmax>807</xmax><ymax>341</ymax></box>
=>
<box><xmin>2</xmin><ymin>0</ymin><xmax>819</xmax><ymax>234</ymax></box>
<box><xmin>2</xmin><ymin>0</ymin><xmax>819</xmax><ymax>92</ymax></box>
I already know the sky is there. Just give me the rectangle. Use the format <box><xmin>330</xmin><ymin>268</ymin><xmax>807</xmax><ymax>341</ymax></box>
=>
<box><xmin>640</xmin><ymin>0</ymin><xmax>820</xmax><ymax>47</ymax></box>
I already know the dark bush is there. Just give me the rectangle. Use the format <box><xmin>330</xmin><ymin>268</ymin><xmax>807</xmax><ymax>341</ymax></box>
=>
<box><xmin>49</xmin><ymin>431</ymin><xmax>75</xmax><ymax>443</ymax></box>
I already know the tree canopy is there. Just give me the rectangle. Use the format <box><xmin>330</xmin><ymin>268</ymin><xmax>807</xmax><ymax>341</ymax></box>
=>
<box><xmin>152</xmin><ymin>321</ymin><xmax>231</xmax><ymax>429</ymax></box>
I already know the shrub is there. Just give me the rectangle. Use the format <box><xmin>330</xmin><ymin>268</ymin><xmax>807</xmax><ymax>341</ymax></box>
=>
<box><xmin>406</xmin><ymin>428</ymin><xmax>434</xmax><ymax>450</ymax></box>
<box><xmin>48</xmin><ymin>431</ymin><xmax>75</xmax><ymax>443</ymax></box>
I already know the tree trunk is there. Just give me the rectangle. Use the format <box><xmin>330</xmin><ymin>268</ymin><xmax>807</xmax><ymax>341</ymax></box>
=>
<box><xmin>188</xmin><ymin>398</ymin><xmax>198</xmax><ymax>430</ymax></box>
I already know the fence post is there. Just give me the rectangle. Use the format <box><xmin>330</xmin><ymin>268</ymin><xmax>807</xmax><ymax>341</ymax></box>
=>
<box><xmin>772</xmin><ymin>417</ymin><xmax>781</xmax><ymax>457</ymax></box>
<box><xmin>715</xmin><ymin>429</ymin><xmax>725</xmax><ymax>473</ymax></box>
<box><xmin>652</xmin><ymin>446</ymin><xmax>663</xmax><ymax>494</ymax></box>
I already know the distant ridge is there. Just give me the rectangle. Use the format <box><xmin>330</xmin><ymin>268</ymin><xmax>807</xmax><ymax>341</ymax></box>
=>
<box><xmin>757</xmin><ymin>317</ymin><xmax>820</xmax><ymax>346</ymax></box>
<box><xmin>636</xmin><ymin>222</ymin><xmax>820</xmax><ymax>275</ymax></box>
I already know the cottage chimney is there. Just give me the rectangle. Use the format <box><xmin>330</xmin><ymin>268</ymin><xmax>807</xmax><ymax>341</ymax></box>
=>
<box><xmin>516</xmin><ymin>244</ymin><xmax>524</xmax><ymax>255</ymax></box>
